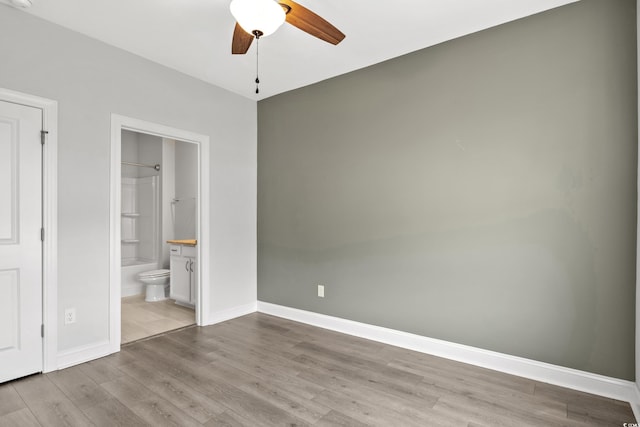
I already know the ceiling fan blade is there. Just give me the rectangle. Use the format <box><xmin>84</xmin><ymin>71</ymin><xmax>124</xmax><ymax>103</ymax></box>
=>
<box><xmin>232</xmin><ymin>22</ymin><xmax>254</xmax><ymax>54</ymax></box>
<box><xmin>279</xmin><ymin>0</ymin><xmax>345</xmax><ymax>45</ymax></box>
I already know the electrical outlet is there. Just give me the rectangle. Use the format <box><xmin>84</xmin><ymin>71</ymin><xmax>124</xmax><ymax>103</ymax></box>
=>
<box><xmin>64</xmin><ymin>308</ymin><xmax>76</xmax><ymax>325</ymax></box>
<box><xmin>317</xmin><ymin>284</ymin><xmax>325</xmax><ymax>298</ymax></box>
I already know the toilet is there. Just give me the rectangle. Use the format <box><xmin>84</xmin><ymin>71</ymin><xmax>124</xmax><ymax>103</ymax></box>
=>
<box><xmin>138</xmin><ymin>269</ymin><xmax>170</xmax><ymax>302</ymax></box>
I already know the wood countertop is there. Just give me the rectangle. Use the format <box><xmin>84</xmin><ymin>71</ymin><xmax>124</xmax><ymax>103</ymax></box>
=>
<box><xmin>166</xmin><ymin>239</ymin><xmax>197</xmax><ymax>246</ymax></box>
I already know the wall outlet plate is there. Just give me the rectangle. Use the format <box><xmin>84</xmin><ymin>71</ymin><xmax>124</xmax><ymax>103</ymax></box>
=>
<box><xmin>317</xmin><ymin>284</ymin><xmax>325</xmax><ymax>298</ymax></box>
<box><xmin>64</xmin><ymin>308</ymin><xmax>76</xmax><ymax>325</ymax></box>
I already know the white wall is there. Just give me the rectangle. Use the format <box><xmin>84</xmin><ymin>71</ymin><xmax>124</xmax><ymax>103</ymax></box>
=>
<box><xmin>174</xmin><ymin>141</ymin><xmax>198</xmax><ymax>239</ymax></box>
<box><xmin>161</xmin><ymin>139</ymin><xmax>176</xmax><ymax>268</ymax></box>
<box><xmin>0</xmin><ymin>5</ymin><xmax>257</xmax><ymax>353</ymax></box>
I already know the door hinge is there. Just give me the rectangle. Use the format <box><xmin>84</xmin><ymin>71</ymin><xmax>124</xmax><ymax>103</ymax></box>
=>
<box><xmin>40</xmin><ymin>130</ymin><xmax>48</xmax><ymax>145</ymax></box>
<box><xmin>41</xmin><ymin>324</ymin><xmax>44</xmax><ymax>338</ymax></box>
<box><xmin>41</xmin><ymin>228</ymin><xmax>44</xmax><ymax>241</ymax></box>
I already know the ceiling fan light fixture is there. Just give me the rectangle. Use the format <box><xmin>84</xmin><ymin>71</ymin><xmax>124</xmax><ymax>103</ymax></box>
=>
<box><xmin>9</xmin><ymin>0</ymin><xmax>33</xmax><ymax>8</ymax></box>
<box><xmin>230</xmin><ymin>0</ymin><xmax>285</xmax><ymax>38</ymax></box>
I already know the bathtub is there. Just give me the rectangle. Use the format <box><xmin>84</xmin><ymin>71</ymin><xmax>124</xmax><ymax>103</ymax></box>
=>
<box><xmin>121</xmin><ymin>259</ymin><xmax>159</xmax><ymax>297</ymax></box>
<box><xmin>121</xmin><ymin>175</ymin><xmax>161</xmax><ymax>297</ymax></box>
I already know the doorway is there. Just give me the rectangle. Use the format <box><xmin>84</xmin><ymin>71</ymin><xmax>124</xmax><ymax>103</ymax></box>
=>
<box><xmin>110</xmin><ymin>115</ymin><xmax>210</xmax><ymax>351</ymax></box>
<box><xmin>120</xmin><ymin>131</ymin><xmax>199</xmax><ymax>343</ymax></box>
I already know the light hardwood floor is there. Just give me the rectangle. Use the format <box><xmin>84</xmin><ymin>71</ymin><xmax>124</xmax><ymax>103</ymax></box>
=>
<box><xmin>1</xmin><ymin>313</ymin><xmax>635</xmax><ymax>426</ymax></box>
<box><xmin>121</xmin><ymin>295</ymin><xmax>195</xmax><ymax>344</ymax></box>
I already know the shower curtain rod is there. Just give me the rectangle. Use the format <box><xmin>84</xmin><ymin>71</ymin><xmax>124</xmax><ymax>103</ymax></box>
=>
<box><xmin>121</xmin><ymin>161</ymin><xmax>160</xmax><ymax>171</ymax></box>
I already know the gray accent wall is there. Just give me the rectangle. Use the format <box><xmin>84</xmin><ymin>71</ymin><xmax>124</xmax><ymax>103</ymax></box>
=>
<box><xmin>258</xmin><ymin>0</ymin><xmax>638</xmax><ymax>380</ymax></box>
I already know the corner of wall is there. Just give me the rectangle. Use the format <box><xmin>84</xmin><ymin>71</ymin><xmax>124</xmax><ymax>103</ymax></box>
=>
<box><xmin>632</xmin><ymin>0</ymin><xmax>640</xmax><ymax>392</ymax></box>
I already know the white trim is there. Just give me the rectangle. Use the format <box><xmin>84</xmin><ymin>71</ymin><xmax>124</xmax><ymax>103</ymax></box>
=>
<box><xmin>205</xmin><ymin>301</ymin><xmax>257</xmax><ymax>326</ymax></box>
<box><xmin>258</xmin><ymin>301</ymin><xmax>639</xmax><ymax>406</ymax></box>
<box><xmin>636</xmin><ymin>0</ymin><xmax>640</xmax><ymax>420</ymax></box>
<box><xmin>56</xmin><ymin>341</ymin><xmax>113</xmax><ymax>370</ymax></box>
<box><xmin>0</xmin><ymin>88</ymin><xmax>58</xmax><ymax>374</ymax></box>
<box><xmin>110</xmin><ymin>114</ymin><xmax>210</xmax><ymax>355</ymax></box>
<box><xmin>631</xmin><ymin>383</ymin><xmax>640</xmax><ymax>423</ymax></box>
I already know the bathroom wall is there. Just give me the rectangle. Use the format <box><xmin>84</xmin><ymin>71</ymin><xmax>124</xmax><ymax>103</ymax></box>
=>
<box><xmin>122</xmin><ymin>130</ymin><xmax>163</xmax><ymax>178</ymax></box>
<box><xmin>137</xmin><ymin>133</ymin><xmax>162</xmax><ymax>178</ymax></box>
<box><xmin>121</xmin><ymin>130</ymin><xmax>163</xmax><ymax>266</ymax></box>
<box><xmin>121</xmin><ymin>130</ymin><xmax>139</xmax><ymax>179</ymax></box>
<box><xmin>162</xmin><ymin>139</ymin><xmax>176</xmax><ymax>268</ymax></box>
<box><xmin>257</xmin><ymin>0</ymin><xmax>637</xmax><ymax>380</ymax></box>
<box><xmin>174</xmin><ymin>141</ymin><xmax>198</xmax><ymax>239</ymax></box>
<box><xmin>136</xmin><ymin>133</ymin><xmax>163</xmax><ymax>263</ymax></box>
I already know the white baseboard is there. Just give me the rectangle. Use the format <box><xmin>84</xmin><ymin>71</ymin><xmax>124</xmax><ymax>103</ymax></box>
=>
<box><xmin>203</xmin><ymin>301</ymin><xmax>257</xmax><ymax>326</ymax></box>
<box><xmin>257</xmin><ymin>301</ymin><xmax>638</xmax><ymax>407</ymax></box>
<box><xmin>631</xmin><ymin>383</ymin><xmax>640</xmax><ymax>422</ymax></box>
<box><xmin>54</xmin><ymin>302</ymin><xmax>256</xmax><ymax>371</ymax></box>
<box><xmin>121</xmin><ymin>285</ymin><xmax>143</xmax><ymax>298</ymax></box>
<box><xmin>56</xmin><ymin>341</ymin><xmax>115</xmax><ymax>370</ymax></box>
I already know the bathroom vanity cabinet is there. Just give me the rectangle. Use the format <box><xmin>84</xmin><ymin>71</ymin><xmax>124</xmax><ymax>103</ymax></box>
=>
<box><xmin>169</xmin><ymin>244</ymin><xmax>196</xmax><ymax>306</ymax></box>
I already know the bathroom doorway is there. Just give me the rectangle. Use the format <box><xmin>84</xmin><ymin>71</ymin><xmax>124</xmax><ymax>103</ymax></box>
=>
<box><xmin>109</xmin><ymin>115</ymin><xmax>210</xmax><ymax>350</ymax></box>
<box><xmin>120</xmin><ymin>131</ymin><xmax>198</xmax><ymax>343</ymax></box>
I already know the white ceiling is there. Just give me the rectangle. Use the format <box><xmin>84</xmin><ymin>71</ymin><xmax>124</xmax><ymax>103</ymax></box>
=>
<box><xmin>5</xmin><ymin>0</ymin><xmax>580</xmax><ymax>100</ymax></box>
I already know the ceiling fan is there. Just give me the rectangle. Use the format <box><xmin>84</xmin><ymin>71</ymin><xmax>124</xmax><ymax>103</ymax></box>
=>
<box><xmin>230</xmin><ymin>0</ymin><xmax>346</xmax><ymax>54</ymax></box>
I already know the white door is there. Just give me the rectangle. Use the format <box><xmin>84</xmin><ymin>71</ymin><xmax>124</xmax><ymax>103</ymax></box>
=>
<box><xmin>0</xmin><ymin>100</ymin><xmax>43</xmax><ymax>383</ymax></box>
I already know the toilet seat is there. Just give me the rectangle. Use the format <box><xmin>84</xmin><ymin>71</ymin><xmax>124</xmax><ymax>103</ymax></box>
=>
<box><xmin>138</xmin><ymin>269</ymin><xmax>170</xmax><ymax>279</ymax></box>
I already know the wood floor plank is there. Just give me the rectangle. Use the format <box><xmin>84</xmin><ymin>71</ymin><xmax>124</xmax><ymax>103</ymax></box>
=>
<box><xmin>207</xmin><ymin>331</ymin><xmax>306</xmax><ymax>376</ymax></box>
<box><xmin>211</xmin><ymin>344</ymin><xmax>326</xmax><ymax>400</ymax></box>
<box><xmin>388</xmin><ymin>358</ymin><xmax>569</xmax><ymax>419</ymax></box>
<box><xmin>81</xmin><ymin>398</ymin><xmax>148</xmax><ymax>427</ymax></box>
<box><xmin>258</xmin><ymin>314</ymin><xmax>387</xmax><ymax>355</ymax></box>
<box><xmin>148</xmin><ymin>334</ymin><xmax>219</xmax><ymax>365</ymax></box>
<box><xmin>165</xmin><ymin>326</ymin><xmax>220</xmax><ymax>353</ymax></box>
<box><xmin>534</xmin><ymin>381</ymin><xmax>635</xmax><ymax>425</ymax></box>
<box><xmin>211</xmin><ymin>321</ymin><xmax>303</xmax><ymax>357</ymax></box>
<box><xmin>118</xmin><ymin>360</ymin><xmax>226</xmax><ymax>423</ymax></box>
<box><xmin>292</xmin><ymin>351</ymin><xmax>440</xmax><ymax>410</ymax></box>
<box><xmin>304</xmin><ymin>366</ymin><xmax>439</xmax><ymax>426</ymax></box>
<box><xmin>125</xmin><ymin>338</ymin><xmax>310</xmax><ymax>427</ymax></box>
<box><xmin>0</xmin><ymin>383</ymin><xmax>26</xmax><ymax>417</ymax></box>
<box><xmin>311</xmin><ymin>388</ymin><xmax>426</xmax><ymax>427</ymax></box>
<box><xmin>101</xmin><ymin>348</ymin><xmax>139</xmax><ymax>368</ymax></box>
<box><xmin>208</xmin><ymin>358</ymin><xmax>331</xmax><ymax>424</ymax></box>
<box><xmin>294</xmin><ymin>340</ymin><xmax>425</xmax><ymax>386</ymax></box>
<box><xmin>186</xmin><ymin>360</ymin><xmax>312</xmax><ymax>427</ymax></box>
<box><xmin>12</xmin><ymin>375</ymin><xmax>94</xmax><ymax>427</ymax></box>
<box><xmin>314</xmin><ymin>409</ymin><xmax>370</xmax><ymax>427</ymax></box>
<box><xmin>0</xmin><ymin>407</ymin><xmax>42</xmax><ymax>427</ymax></box>
<box><xmin>432</xmin><ymin>393</ymin><xmax>585</xmax><ymax>427</ymax></box>
<box><xmin>101</xmin><ymin>375</ymin><xmax>202</xmax><ymax>427</ymax></box>
<box><xmin>296</xmin><ymin>359</ymin><xmax>441</xmax><ymax>422</ymax></box>
<box><xmin>127</xmin><ymin>339</ymin><xmax>225</xmax><ymax>391</ymax></box>
<box><xmin>202</xmin><ymin>410</ymin><xmax>254</xmax><ymax>427</ymax></box>
<box><xmin>76</xmin><ymin>357</ymin><xmax>127</xmax><ymax>385</ymax></box>
<box><xmin>47</xmin><ymin>366</ymin><xmax>113</xmax><ymax>410</ymax></box>
<box><xmin>387</xmin><ymin>348</ymin><xmax>537</xmax><ymax>395</ymax></box>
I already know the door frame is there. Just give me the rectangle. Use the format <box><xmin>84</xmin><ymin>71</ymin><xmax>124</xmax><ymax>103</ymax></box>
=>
<box><xmin>0</xmin><ymin>87</ymin><xmax>58</xmax><ymax>374</ymax></box>
<box><xmin>110</xmin><ymin>114</ymin><xmax>210</xmax><ymax>351</ymax></box>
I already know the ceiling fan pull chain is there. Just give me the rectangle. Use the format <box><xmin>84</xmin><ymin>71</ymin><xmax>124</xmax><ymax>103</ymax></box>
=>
<box><xmin>255</xmin><ymin>34</ymin><xmax>260</xmax><ymax>94</ymax></box>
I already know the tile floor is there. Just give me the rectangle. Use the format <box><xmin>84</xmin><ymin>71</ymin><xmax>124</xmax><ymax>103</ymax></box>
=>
<box><xmin>121</xmin><ymin>294</ymin><xmax>195</xmax><ymax>344</ymax></box>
